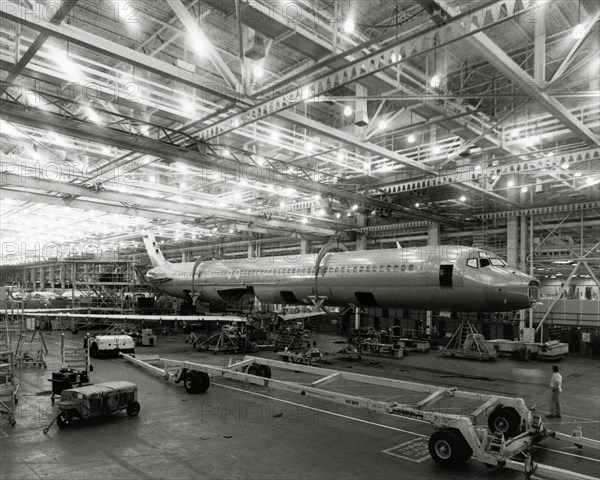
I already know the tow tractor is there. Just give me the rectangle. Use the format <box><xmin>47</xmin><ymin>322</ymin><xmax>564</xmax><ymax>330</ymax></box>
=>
<box><xmin>121</xmin><ymin>354</ymin><xmax>599</xmax><ymax>479</ymax></box>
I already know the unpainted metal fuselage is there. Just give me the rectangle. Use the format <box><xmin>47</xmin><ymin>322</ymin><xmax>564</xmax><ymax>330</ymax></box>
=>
<box><xmin>145</xmin><ymin>241</ymin><xmax>540</xmax><ymax>312</ymax></box>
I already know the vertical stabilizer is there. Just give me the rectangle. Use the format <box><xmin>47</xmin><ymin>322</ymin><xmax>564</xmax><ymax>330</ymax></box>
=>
<box><xmin>143</xmin><ymin>234</ymin><xmax>168</xmax><ymax>267</ymax></box>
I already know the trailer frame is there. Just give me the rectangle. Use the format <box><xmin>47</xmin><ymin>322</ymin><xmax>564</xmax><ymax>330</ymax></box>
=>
<box><xmin>121</xmin><ymin>354</ymin><xmax>599</xmax><ymax>479</ymax></box>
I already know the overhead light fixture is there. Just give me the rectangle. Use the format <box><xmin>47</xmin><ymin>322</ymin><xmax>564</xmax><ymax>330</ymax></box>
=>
<box><xmin>85</xmin><ymin>107</ymin><xmax>101</xmax><ymax>123</ymax></box>
<box><xmin>336</xmin><ymin>151</ymin><xmax>345</xmax><ymax>162</ymax></box>
<box><xmin>407</xmin><ymin>134</ymin><xmax>416</xmax><ymax>143</ymax></box>
<box><xmin>343</xmin><ymin>18</ymin><xmax>355</xmax><ymax>34</ymax></box>
<box><xmin>256</xmin><ymin>156</ymin><xmax>266</xmax><ymax>166</ymax></box>
<box><xmin>430</xmin><ymin>75</ymin><xmax>441</xmax><ymax>88</ymax></box>
<box><xmin>474</xmin><ymin>165</ymin><xmax>482</xmax><ymax>172</ymax></box>
<box><xmin>432</xmin><ymin>145</ymin><xmax>441</xmax><ymax>155</ymax></box>
<box><xmin>102</xmin><ymin>147</ymin><xmax>110</xmax><ymax>155</ymax></box>
<box><xmin>521</xmin><ymin>186</ymin><xmax>528</xmax><ymax>193</ymax></box>
<box><xmin>343</xmin><ymin>105</ymin><xmax>353</xmax><ymax>116</ymax></box>
<box><xmin>574</xmin><ymin>172</ymin><xmax>582</xmax><ymax>177</ymax></box>
<box><xmin>459</xmin><ymin>196</ymin><xmax>466</xmax><ymax>202</ymax></box>
<box><xmin>378</xmin><ymin>120</ymin><xmax>387</xmax><ymax>130</ymax></box>
<box><xmin>560</xmin><ymin>162</ymin><xmax>569</xmax><ymax>170</ymax></box>
<box><xmin>511</xmin><ymin>128</ymin><xmax>519</xmax><ymax>138</ymax></box>
<box><xmin>253</xmin><ymin>63</ymin><xmax>264</xmax><ymax>79</ymax></box>
<box><xmin>351</xmin><ymin>204</ymin><xmax>358</xmax><ymax>211</ymax></box>
<box><xmin>270</xmin><ymin>130</ymin><xmax>279</xmax><ymax>141</ymax></box>
<box><xmin>335</xmin><ymin>212</ymin><xmax>341</xmax><ymax>219</ymax></box>
<box><xmin>223</xmin><ymin>149</ymin><xmax>230</xmax><ymax>157</ymax></box>
<box><xmin>572</xmin><ymin>23</ymin><xmax>586</xmax><ymax>39</ymax></box>
<box><xmin>301</xmin><ymin>217</ymin><xmax>308</xmax><ymax>224</ymax></box>
<box><xmin>414</xmin><ymin>203</ymin><xmax>420</xmax><ymax>208</ymax></box>
<box><xmin>305</xmin><ymin>141</ymin><xmax>314</xmax><ymax>152</ymax></box>
<box><xmin>547</xmin><ymin>151</ymin><xmax>554</xmax><ymax>157</ymax></box>
<box><xmin>586</xmin><ymin>177</ymin><xmax>595</xmax><ymax>185</ymax></box>
<box><xmin>507</xmin><ymin>180</ymin><xmax>515</xmax><ymax>187</ymax></box>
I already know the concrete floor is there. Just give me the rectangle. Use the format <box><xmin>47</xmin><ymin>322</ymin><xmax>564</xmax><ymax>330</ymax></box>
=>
<box><xmin>1</xmin><ymin>330</ymin><xmax>599</xmax><ymax>480</ymax></box>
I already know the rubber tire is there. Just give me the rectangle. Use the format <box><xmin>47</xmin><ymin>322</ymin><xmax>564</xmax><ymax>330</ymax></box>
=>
<box><xmin>247</xmin><ymin>365</ymin><xmax>260</xmax><ymax>376</ymax></box>
<box><xmin>258</xmin><ymin>365</ymin><xmax>272</xmax><ymax>378</ymax></box>
<box><xmin>126</xmin><ymin>401</ymin><xmax>140</xmax><ymax>417</ymax></box>
<box><xmin>90</xmin><ymin>343</ymin><xmax>99</xmax><ymax>359</ymax></box>
<box><xmin>183</xmin><ymin>372</ymin><xmax>201</xmax><ymax>393</ymax></box>
<box><xmin>488</xmin><ymin>407</ymin><xmax>521</xmax><ymax>438</ymax></box>
<box><xmin>428</xmin><ymin>429</ymin><xmax>472</xmax><ymax>467</ymax></box>
<box><xmin>57</xmin><ymin>412</ymin><xmax>71</xmax><ymax>429</ymax></box>
<box><xmin>197</xmin><ymin>372</ymin><xmax>210</xmax><ymax>393</ymax></box>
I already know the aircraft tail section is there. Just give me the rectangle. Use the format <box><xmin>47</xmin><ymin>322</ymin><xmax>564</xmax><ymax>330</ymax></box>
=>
<box><xmin>143</xmin><ymin>234</ymin><xmax>168</xmax><ymax>267</ymax></box>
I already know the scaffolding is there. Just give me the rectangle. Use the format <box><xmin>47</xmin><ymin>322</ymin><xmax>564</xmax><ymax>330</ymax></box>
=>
<box><xmin>440</xmin><ymin>321</ymin><xmax>498</xmax><ymax>360</ymax></box>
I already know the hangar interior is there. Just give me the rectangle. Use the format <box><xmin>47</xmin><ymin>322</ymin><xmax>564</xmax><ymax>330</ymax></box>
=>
<box><xmin>1</xmin><ymin>0</ymin><xmax>599</xmax><ymax>348</ymax></box>
<box><xmin>0</xmin><ymin>1</ymin><xmax>599</xmax><ymax>478</ymax></box>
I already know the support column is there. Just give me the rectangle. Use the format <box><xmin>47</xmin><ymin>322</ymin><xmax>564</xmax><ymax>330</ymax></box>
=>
<box><xmin>248</xmin><ymin>243</ymin><xmax>255</xmax><ymax>258</ymax></box>
<box><xmin>519</xmin><ymin>214</ymin><xmax>528</xmax><ymax>329</ymax></box>
<box><xmin>356</xmin><ymin>214</ymin><xmax>367</xmax><ymax>251</ymax></box>
<box><xmin>60</xmin><ymin>265</ymin><xmax>66</xmax><ymax>289</ymax></box>
<box><xmin>506</xmin><ymin>190</ymin><xmax>519</xmax><ymax>268</ymax></box>
<box><xmin>427</xmin><ymin>223</ymin><xmax>440</xmax><ymax>246</ymax></box>
<box><xmin>39</xmin><ymin>266</ymin><xmax>44</xmax><ymax>289</ymax></box>
<box><xmin>426</xmin><ymin>223</ymin><xmax>440</xmax><ymax>335</ymax></box>
<box><xmin>49</xmin><ymin>266</ymin><xmax>55</xmax><ymax>290</ymax></box>
<box><xmin>300</xmin><ymin>239</ymin><xmax>309</xmax><ymax>255</ymax></box>
<box><xmin>534</xmin><ymin>5</ymin><xmax>546</xmax><ymax>83</ymax></box>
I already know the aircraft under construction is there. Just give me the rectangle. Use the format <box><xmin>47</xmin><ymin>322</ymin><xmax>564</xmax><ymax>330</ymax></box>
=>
<box><xmin>143</xmin><ymin>234</ymin><xmax>541</xmax><ymax>312</ymax></box>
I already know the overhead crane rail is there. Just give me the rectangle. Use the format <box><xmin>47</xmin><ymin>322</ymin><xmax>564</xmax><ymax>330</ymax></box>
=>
<box><xmin>121</xmin><ymin>354</ymin><xmax>599</xmax><ymax>479</ymax></box>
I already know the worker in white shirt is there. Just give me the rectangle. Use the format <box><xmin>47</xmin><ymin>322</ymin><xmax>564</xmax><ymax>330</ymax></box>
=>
<box><xmin>546</xmin><ymin>365</ymin><xmax>563</xmax><ymax>419</ymax></box>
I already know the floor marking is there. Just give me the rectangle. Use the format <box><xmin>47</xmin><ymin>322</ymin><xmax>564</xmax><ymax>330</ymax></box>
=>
<box><xmin>213</xmin><ymin>382</ymin><xmax>430</xmax><ymax>436</ymax></box>
<box><xmin>382</xmin><ymin>439</ymin><xmax>430</xmax><ymax>463</ymax></box>
<box><xmin>533</xmin><ymin>445</ymin><xmax>600</xmax><ymax>463</ymax></box>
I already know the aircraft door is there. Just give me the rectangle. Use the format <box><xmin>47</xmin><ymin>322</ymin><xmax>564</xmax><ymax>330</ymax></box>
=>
<box><xmin>439</xmin><ymin>264</ymin><xmax>453</xmax><ymax>287</ymax></box>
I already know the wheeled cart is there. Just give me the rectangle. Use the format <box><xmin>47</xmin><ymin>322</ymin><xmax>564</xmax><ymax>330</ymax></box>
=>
<box><xmin>44</xmin><ymin>381</ymin><xmax>139</xmax><ymax>432</ymax></box>
<box><xmin>122</xmin><ymin>353</ymin><xmax>599</xmax><ymax>480</ymax></box>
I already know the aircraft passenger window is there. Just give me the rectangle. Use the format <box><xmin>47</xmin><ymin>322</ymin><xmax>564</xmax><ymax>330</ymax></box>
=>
<box><xmin>401</xmin><ymin>265</ymin><xmax>406</xmax><ymax>272</ymax></box>
<box><xmin>467</xmin><ymin>259</ymin><xmax>478</xmax><ymax>268</ymax></box>
<box><xmin>393</xmin><ymin>265</ymin><xmax>399</xmax><ymax>272</ymax></box>
<box><xmin>479</xmin><ymin>259</ymin><xmax>491</xmax><ymax>268</ymax></box>
<box><xmin>341</xmin><ymin>267</ymin><xmax>346</xmax><ymax>273</ymax></box>
<box><xmin>379</xmin><ymin>265</ymin><xmax>385</xmax><ymax>272</ymax></box>
<box><xmin>335</xmin><ymin>267</ymin><xmax>340</xmax><ymax>273</ymax></box>
<box><xmin>408</xmin><ymin>264</ymin><xmax>414</xmax><ymax>271</ymax></box>
<box><xmin>359</xmin><ymin>266</ymin><xmax>364</xmax><ymax>273</ymax></box>
<box><xmin>365</xmin><ymin>266</ymin><xmax>370</xmax><ymax>273</ymax></box>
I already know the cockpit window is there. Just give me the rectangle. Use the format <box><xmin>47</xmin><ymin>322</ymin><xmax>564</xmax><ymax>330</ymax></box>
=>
<box><xmin>490</xmin><ymin>258</ymin><xmax>507</xmax><ymax>267</ymax></box>
<box><xmin>479</xmin><ymin>258</ymin><xmax>491</xmax><ymax>268</ymax></box>
<box><xmin>466</xmin><ymin>259</ymin><xmax>478</xmax><ymax>268</ymax></box>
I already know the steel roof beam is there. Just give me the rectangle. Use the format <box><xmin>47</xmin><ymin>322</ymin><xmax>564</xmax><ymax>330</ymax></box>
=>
<box><xmin>165</xmin><ymin>0</ymin><xmax>239</xmax><ymax>89</ymax></box>
<box><xmin>432</xmin><ymin>0</ymin><xmax>599</xmax><ymax>147</ymax></box>
<box><xmin>0</xmin><ymin>6</ymin><xmax>240</xmax><ymax>104</ymax></box>
<box><xmin>0</xmin><ymin>173</ymin><xmax>336</xmax><ymax>235</ymax></box>
<box><xmin>0</xmin><ymin>100</ymin><xmax>462</xmax><ymax>227</ymax></box>
<box><xmin>3</xmin><ymin>0</ymin><xmax>79</xmax><ymax>85</ymax></box>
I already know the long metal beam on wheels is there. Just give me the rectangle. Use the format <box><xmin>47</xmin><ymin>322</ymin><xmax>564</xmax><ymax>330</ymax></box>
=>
<box><xmin>13</xmin><ymin>313</ymin><xmax>248</xmax><ymax>323</ymax></box>
<box><xmin>121</xmin><ymin>354</ymin><xmax>599</xmax><ymax>479</ymax></box>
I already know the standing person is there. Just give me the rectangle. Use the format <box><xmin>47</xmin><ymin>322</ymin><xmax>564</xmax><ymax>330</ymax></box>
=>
<box><xmin>546</xmin><ymin>365</ymin><xmax>563</xmax><ymax>418</ymax></box>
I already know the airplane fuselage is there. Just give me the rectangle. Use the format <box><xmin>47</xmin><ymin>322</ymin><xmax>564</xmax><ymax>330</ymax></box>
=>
<box><xmin>146</xmin><ymin>245</ymin><xmax>540</xmax><ymax>312</ymax></box>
